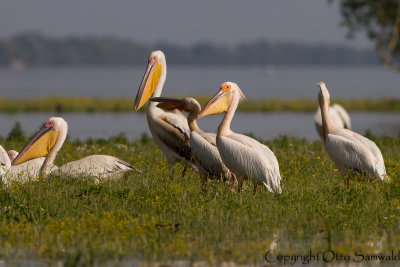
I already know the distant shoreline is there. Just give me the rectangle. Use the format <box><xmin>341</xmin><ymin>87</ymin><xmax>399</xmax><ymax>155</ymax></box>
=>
<box><xmin>0</xmin><ymin>97</ymin><xmax>398</xmax><ymax>113</ymax></box>
<box><xmin>0</xmin><ymin>32</ymin><xmax>379</xmax><ymax>67</ymax></box>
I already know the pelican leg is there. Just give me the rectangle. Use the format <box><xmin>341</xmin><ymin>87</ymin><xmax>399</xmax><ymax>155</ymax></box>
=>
<box><xmin>228</xmin><ymin>172</ymin><xmax>236</xmax><ymax>190</ymax></box>
<box><xmin>344</xmin><ymin>174</ymin><xmax>350</xmax><ymax>188</ymax></box>
<box><xmin>169</xmin><ymin>164</ymin><xmax>175</xmax><ymax>180</ymax></box>
<box><xmin>237</xmin><ymin>178</ymin><xmax>244</xmax><ymax>193</ymax></box>
<box><xmin>181</xmin><ymin>165</ymin><xmax>187</xmax><ymax>178</ymax></box>
<box><xmin>252</xmin><ymin>182</ymin><xmax>258</xmax><ymax>195</ymax></box>
<box><xmin>201</xmin><ymin>175</ymin><xmax>208</xmax><ymax>192</ymax></box>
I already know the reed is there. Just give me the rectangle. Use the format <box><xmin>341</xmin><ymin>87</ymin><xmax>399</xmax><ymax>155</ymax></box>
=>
<box><xmin>0</xmin><ymin>97</ymin><xmax>399</xmax><ymax>113</ymax></box>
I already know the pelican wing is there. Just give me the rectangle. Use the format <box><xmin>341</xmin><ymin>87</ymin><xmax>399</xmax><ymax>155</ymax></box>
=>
<box><xmin>171</xmin><ymin>109</ymin><xmax>190</xmax><ymax>126</ymax></box>
<box><xmin>331</xmin><ymin>104</ymin><xmax>351</xmax><ymax>129</ymax></box>
<box><xmin>8</xmin><ymin>157</ymin><xmax>46</xmax><ymax>176</ymax></box>
<box><xmin>326</xmin><ymin>129</ymin><xmax>386</xmax><ymax>179</ymax></box>
<box><xmin>1</xmin><ymin>157</ymin><xmax>52</xmax><ymax>185</ymax></box>
<box><xmin>217</xmin><ymin>134</ymin><xmax>281</xmax><ymax>193</ymax></box>
<box><xmin>160</xmin><ymin>111</ymin><xmax>190</xmax><ymax>137</ymax></box>
<box><xmin>228</xmin><ymin>134</ymin><xmax>279</xmax><ymax>168</ymax></box>
<box><xmin>190</xmin><ymin>131</ymin><xmax>228</xmax><ymax>179</ymax></box>
<box><xmin>55</xmin><ymin>155</ymin><xmax>139</xmax><ymax>179</ymax></box>
<box><xmin>198</xmin><ymin>132</ymin><xmax>217</xmax><ymax>146</ymax></box>
<box><xmin>150</xmin><ymin>113</ymin><xmax>193</xmax><ymax>163</ymax></box>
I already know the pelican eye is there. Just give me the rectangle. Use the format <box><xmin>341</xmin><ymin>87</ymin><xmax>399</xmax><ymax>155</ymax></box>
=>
<box><xmin>221</xmin><ymin>85</ymin><xmax>231</xmax><ymax>91</ymax></box>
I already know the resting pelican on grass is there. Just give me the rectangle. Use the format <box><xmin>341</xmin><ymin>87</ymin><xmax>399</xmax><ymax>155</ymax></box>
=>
<box><xmin>314</xmin><ymin>103</ymin><xmax>351</xmax><ymax>138</ymax></box>
<box><xmin>7</xmin><ymin>150</ymin><xmax>18</xmax><ymax>162</ymax></box>
<box><xmin>149</xmin><ymin>97</ymin><xmax>235</xmax><ymax>186</ymax></box>
<box><xmin>134</xmin><ymin>50</ymin><xmax>196</xmax><ymax>177</ymax></box>
<box><xmin>0</xmin><ymin>145</ymin><xmax>53</xmax><ymax>184</ymax></box>
<box><xmin>0</xmin><ymin>145</ymin><xmax>9</xmax><ymax>169</ymax></box>
<box><xmin>7</xmin><ymin>150</ymin><xmax>48</xmax><ymax>172</ymax></box>
<box><xmin>317</xmin><ymin>82</ymin><xmax>388</xmax><ymax>186</ymax></box>
<box><xmin>11</xmin><ymin>117</ymin><xmax>139</xmax><ymax>181</ymax></box>
<box><xmin>197</xmin><ymin>82</ymin><xmax>282</xmax><ymax>194</ymax></box>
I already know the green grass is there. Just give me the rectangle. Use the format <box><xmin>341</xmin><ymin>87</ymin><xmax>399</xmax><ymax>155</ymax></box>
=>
<box><xmin>0</xmin><ymin>96</ymin><xmax>400</xmax><ymax>113</ymax></box>
<box><xmin>0</xmin><ymin>134</ymin><xmax>400</xmax><ymax>265</ymax></box>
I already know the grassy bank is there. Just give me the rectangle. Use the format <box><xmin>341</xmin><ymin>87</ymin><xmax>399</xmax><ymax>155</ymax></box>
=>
<box><xmin>0</xmin><ymin>96</ymin><xmax>400</xmax><ymax>113</ymax></box>
<box><xmin>0</xmin><ymin>133</ymin><xmax>399</xmax><ymax>265</ymax></box>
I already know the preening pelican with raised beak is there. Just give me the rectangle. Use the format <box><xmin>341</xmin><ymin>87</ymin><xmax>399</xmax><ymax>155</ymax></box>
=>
<box><xmin>134</xmin><ymin>50</ymin><xmax>196</xmax><ymax>177</ymax></box>
<box><xmin>197</xmin><ymin>82</ymin><xmax>282</xmax><ymax>194</ymax></box>
<box><xmin>149</xmin><ymin>97</ymin><xmax>235</xmax><ymax>186</ymax></box>
<box><xmin>11</xmin><ymin>117</ymin><xmax>140</xmax><ymax>181</ymax></box>
<box><xmin>317</xmin><ymin>82</ymin><xmax>388</xmax><ymax>186</ymax></box>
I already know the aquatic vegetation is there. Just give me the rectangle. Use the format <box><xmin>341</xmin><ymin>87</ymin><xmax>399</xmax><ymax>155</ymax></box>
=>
<box><xmin>0</xmin><ymin>134</ymin><xmax>399</xmax><ymax>265</ymax></box>
<box><xmin>0</xmin><ymin>96</ymin><xmax>399</xmax><ymax>113</ymax></box>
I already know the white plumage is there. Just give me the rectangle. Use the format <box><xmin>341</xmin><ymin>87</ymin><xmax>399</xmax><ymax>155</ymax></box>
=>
<box><xmin>6</xmin><ymin>150</ymin><xmax>18</xmax><ymax>162</ymax></box>
<box><xmin>317</xmin><ymin>82</ymin><xmax>388</xmax><ymax>184</ymax></box>
<box><xmin>190</xmin><ymin>131</ymin><xmax>231</xmax><ymax>180</ymax></box>
<box><xmin>150</xmin><ymin>97</ymin><xmax>232</xmax><ymax>183</ymax></box>
<box><xmin>134</xmin><ymin>51</ymin><xmax>196</xmax><ymax>177</ymax></box>
<box><xmin>198</xmin><ymin>82</ymin><xmax>282</xmax><ymax>193</ymax></box>
<box><xmin>8</xmin><ymin>150</ymin><xmax>49</xmax><ymax>175</ymax></box>
<box><xmin>0</xmin><ymin>145</ymin><xmax>9</xmax><ymax>169</ymax></box>
<box><xmin>53</xmin><ymin>155</ymin><xmax>136</xmax><ymax>181</ymax></box>
<box><xmin>11</xmin><ymin>117</ymin><xmax>139</xmax><ymax>182</ymax></box>
<box><xmin>217</xmin><ymin>133</ymin><xmax>281</xmax><ymax>193</ymax></box>
<box><xmin>0</xmin><ymin>146</ymin><xmax>49</xmax><ymax>184</ymax></box>
<box><xmin>314</xmin><ymin>103</ymin><xmax>351</xmax><ymax>137</ymax></box>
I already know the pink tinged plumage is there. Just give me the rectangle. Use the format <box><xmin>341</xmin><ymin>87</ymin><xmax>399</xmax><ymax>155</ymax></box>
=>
<box><xmin>198</xmin><ymin>82</ymin><xmax>282</xmax><ymax>194</ymax></box>
<box><xmin>318</xmin><ymin>82</ymin><xmax>388</xmax><ymax>183</ymax></box>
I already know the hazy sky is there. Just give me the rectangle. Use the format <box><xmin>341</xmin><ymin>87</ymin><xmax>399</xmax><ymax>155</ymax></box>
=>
<box><xmin>0</xmin><ymin>0</ymin><xmax>371</xmax><ymax>47</ymax></box>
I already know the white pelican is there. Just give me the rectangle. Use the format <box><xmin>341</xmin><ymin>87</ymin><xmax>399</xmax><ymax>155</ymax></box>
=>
<box><xmin>149</xmin><ymin>97</ymin><xmax>235</xmax><ymax>186</ymax></box>
<box><xmin>11</xmin><ymin>117</ymin><xmax>140</xmax><ymax>181</ymax></box>
<box><xmin>134</xmin><ymin>50</ymin><xmax>196</xmax><ymax>177</ymax></box>
<box><xmin>0</xmin><ymin>146</ymin><xmax>48</xmax><ymax>184</ymax></box>
<box><xmin>7</xmin><ymin>150</ymin><xmax>48</xmax><ymax>171</ymax></box>
<box><xmin>314</xmin><ymin>103</ymin><xmax>351</xmax><ymax>137</ymax></box>
<box><xmin>197</xmin><ymin>82</ymin><xmax>282</xmax><ymax>194</ymax></box>
<box><xmin>317</xmin><ymin>82</ymin><xmax>388</xmax><ymax>186</ymax></box>
<box><xmin>7</xmin><ymin>150</ymin><xmax>18</xmax><ymax>162</ymax></box>
<box><xmin>0</xmin><ymin>145</ymin><xmax>10</xmax><ymax>170</ymax></box>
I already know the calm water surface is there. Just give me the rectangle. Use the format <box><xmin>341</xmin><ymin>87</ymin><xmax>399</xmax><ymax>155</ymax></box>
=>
<box><xmin>1</xmin><ymin>66</ymin><xmax>400</xmax><ymax>99</ymax></box>
<box><xmin>1</xmin><ymin>66</ymin><xmax>398</xmax><ymax>141</ymax></box>
<box><xmin>0</xmin><ymin>112</ymin><xmax>398</xmax><ymax>142</ymax></box>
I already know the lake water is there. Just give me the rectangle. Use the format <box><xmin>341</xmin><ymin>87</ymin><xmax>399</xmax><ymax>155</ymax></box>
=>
<box><xmin>1</xmin><ymin>65</ymin><xmax>400</xmax><ymax>99</ymax></box>
<box><xmin>0</xmin><ymin>66</ymin><xmax>398</xmax><ymax>140</ymax></box>
<box><xmin>0</xmin><ymin>112</ymin><xmax>398</xmax><ymax>141</ymax></box>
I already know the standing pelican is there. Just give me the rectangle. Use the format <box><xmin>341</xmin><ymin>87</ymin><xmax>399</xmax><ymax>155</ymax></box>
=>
<box><xmin>317</xmin><ymin>82</ymin><xmax>387</xmax><ymax>186</ymax></box>
<box><xmin>11</xmin><ymin>117</ymin><xmax>139</xmax><ymax>180</ymax></box>
<box><xmin>134</xmin><ymin>50</ymin><xmax>196</xmax><ymax>177</ymax></box>
<box><xmin>197</xmin><ymin>82</ymin><xmax>282</xmax><ymax>194</ymax></box>
<box><xmin>149</xmin><ymin>97</ymin><xmax>234</xmax><ymax>186</ymax></box>
<box><xmin>314</xmin><ymin>103</ymin><xmax>351</xmax><ymax>137</ymax></box>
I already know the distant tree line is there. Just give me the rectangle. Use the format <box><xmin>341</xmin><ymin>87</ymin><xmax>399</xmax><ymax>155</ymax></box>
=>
<box><xmin>0</xmin><ymin>32</ymin><xmax>379</xmax><ymax>67</ymax></box>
